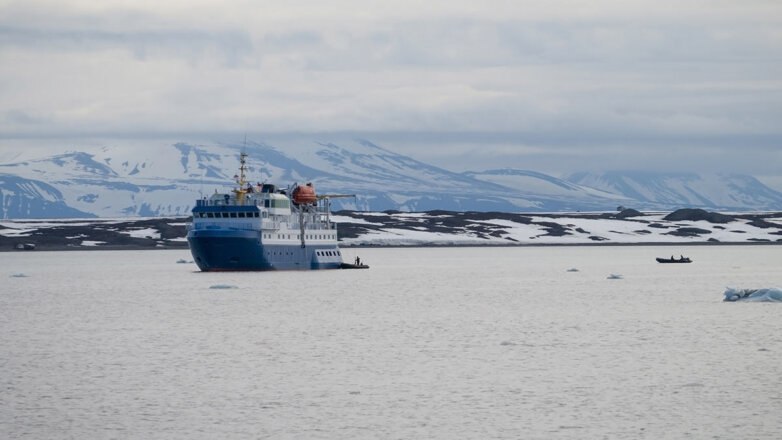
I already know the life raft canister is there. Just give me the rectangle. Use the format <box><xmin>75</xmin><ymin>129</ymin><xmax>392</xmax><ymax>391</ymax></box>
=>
<box><xmin>292</xmin><ymin>183</ymin><xmax>317</xmax><ymax>204</ymax></box>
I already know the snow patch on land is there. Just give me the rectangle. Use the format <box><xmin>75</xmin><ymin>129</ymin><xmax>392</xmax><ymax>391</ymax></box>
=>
<box><xmin>120</xmin><ymin>228</ymin><xmax>161</xmax><ymax>239</ymax></box>
<box><xmin>81</xmin><ymin>240</ymin><xmax>106</xmax><ymax>246</ymax></box>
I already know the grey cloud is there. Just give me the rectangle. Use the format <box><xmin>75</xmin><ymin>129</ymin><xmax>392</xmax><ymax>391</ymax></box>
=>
<box><xmin>1</xmin><ymin>2</ymin><xmax>780</xmax><ymax>182</ymax></box>
<box><xmin>4</xmin><ymin>109</ymin><xmax>50</xmax><ymax>125</ymax></box>
<box><xmin>0</xmin><ymin>25</ymin><xmax>253</xmax><ymax>66</ymax></box>
<box><xmin>267</xmin><ymin>18</ymin><xmax>782</xmax><ymax>70</ymax></box>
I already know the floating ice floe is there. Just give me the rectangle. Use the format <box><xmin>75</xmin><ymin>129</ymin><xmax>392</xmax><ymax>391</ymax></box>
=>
<box><xmin>209</xmin><ymin>284</ymin><xmax>238</xmax><ymax>290</ymax></box>
<box><xmin>724</xmin><ymin>287</ymin><xmax>782</xmax><ymax>302</ymax></box>
<box><xmin>607</xmin><ymin>274</ymin><xmax>623</xmax><ymax>279</ymax></box>
<box><xmin>10</xmin><ymin>273</ymin><xmax>28</xmax><ymax>278</ymax></box>
<box><xmin>176</xmin><ymin>259</ymin><xmax>194</xmax><ymax>264</ymax></box>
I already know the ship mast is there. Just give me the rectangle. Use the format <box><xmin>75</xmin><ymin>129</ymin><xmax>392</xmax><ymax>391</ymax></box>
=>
<box><xmin>234</xmin><ymin>152</ymin><xmax>249</xmax><ymax>204</ymax></box>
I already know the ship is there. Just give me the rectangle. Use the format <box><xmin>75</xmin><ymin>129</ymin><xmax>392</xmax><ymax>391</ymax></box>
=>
<box><xmin>187</xmin><ymin>152</ymin><xmax>356</xmax><ymax>271</ymax></box>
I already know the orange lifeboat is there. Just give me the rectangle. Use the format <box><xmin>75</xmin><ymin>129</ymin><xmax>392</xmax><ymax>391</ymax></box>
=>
<box><xmin>292</xmin><ymin>183</ymin><xmax>317</xmax><ymax>204</ymax></box>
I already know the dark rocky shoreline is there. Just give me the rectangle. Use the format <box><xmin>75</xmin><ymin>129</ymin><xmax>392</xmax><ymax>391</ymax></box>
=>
<box><xmin>2</xmin><ymin>209</ymin><xmax>781</xmax><ymax>252</ymax></box>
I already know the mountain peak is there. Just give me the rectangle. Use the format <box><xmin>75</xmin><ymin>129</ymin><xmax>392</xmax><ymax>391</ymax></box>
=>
<box><xmin>1</xmin><ymin>141</ymin><xmax>781</xmax><ymax>218</ymax></box>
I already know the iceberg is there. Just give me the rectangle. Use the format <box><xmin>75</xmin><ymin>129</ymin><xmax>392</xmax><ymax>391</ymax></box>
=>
<box><xmin>724</xmin><ymin>287</ymin><xmax>782</xmax><ymax>302</ymax></box>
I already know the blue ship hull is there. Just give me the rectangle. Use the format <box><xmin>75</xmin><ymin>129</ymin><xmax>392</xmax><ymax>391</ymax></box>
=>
<box><xmin>188</xmin><ymin>229</ymin><xmax>342</xmax><ymax>271</ymax></box>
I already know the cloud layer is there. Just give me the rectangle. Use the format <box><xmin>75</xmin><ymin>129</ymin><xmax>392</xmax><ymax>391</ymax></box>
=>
<box><xmin>1</xmin><ymin>0</ymin><xmax>781</xmax><ymax>178</ymax></box>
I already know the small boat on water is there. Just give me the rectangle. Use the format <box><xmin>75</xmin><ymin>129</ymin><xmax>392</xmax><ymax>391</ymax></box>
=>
<box><xmin>656</xmin><ymin>256</ymin><xmax>692</xmax><ymax>263</ymax></box>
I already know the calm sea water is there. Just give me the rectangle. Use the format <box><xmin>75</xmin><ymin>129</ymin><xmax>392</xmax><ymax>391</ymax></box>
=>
<box><xmin>2</xmin><ymin>245</ymin><xmax>781</xmax><ymax>439</ymax></box>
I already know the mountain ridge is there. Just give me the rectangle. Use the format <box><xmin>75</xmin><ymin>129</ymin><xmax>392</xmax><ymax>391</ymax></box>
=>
<box><xmin>1</xmin><ymin>139</ymin><xmax>781</xmax><ymax>218</ymax></box>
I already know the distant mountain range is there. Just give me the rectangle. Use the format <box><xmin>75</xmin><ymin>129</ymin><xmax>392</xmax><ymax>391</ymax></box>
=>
<box><xmin>1</xmin><ymin>139</ymin><xmax>781</xmax><ymax>218</ymax></box>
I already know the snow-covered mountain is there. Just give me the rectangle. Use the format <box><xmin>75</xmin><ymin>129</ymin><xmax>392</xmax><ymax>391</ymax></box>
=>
<box><xmin>0</xmin><ymin>139</ymin><xmax>781</xmax><ymax>218</ymax></box>
<box><xmin>462</xmin><ymin>169</ymin><xmax>634</xmax><ymax>212</ymax></box>
<box><xmin>565</xmin><ymin>171</ymin><xmax>782</xmax><ymax>211</ymax></box>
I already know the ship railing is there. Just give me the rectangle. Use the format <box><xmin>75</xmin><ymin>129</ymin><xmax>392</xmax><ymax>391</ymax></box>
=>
<box><xmin>261</xmin><ymin>221</ymin><xmax>281</xmax><ymax>230</ymax></box>
<box><xmin>191</xmin><ymin>221</ymin><xmax>260</xmax><ymax>231</ymax></box>
<box><xmin>196</xmin><ymin>198</ymin><xmax>261</xmax><ymax>207</ymax></box>
<box><xmin>291</xmin><ymin>223</ymin><xmax>336</xmax><ymax>230</ymax></box>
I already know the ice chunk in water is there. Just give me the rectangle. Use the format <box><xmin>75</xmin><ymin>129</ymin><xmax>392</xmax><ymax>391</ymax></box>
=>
<box><xmin>724</xmin><ymin>287</ymin><xmax>782</xmax><ymax>302</ymax></box>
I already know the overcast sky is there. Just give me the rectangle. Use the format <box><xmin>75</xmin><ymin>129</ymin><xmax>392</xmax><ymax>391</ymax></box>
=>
<box><xmin>1</xmin><ymin>0</ymin><xmax>781</xmax><ymax>187</ymax></box>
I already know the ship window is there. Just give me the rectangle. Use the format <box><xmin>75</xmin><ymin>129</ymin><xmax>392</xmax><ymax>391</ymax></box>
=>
<box><xmin>254</xmin><ymin>212</ymin><xmax>259</xmax><ymax>217</ymax></box>
<box><xmin>207</xmin><ymin>213</ymin><xmax>214</xmax><ymax>218</ymax></box>
<box><xmin>271</xmin><ymin>199</ymin><xmax>290</xmax><ymax>209</ymax></box>
<box><xmin>230</xmin><ymin>212</ymin><xmax>237</xmax><ymax>218</ymax></box>
<box><xmin>238</xmin><ymin>212</ymin><xmax>246</xmax><ymax>218</ymax></box>
<box><xmin>264</xmin><ymin>200</ymin><xmax>270</xmax><ymax>208</ymax></box>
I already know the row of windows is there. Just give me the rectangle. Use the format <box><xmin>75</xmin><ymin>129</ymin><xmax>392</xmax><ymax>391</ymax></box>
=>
<box><xmin>262</xmin><ymin>233</ymin><xmax>336</xmax><ymax>240</ymax></box>
<box><xmin>196</xmin><ymin>211</ymin><xmax>260</xmax><ymax>219</ymax></box>
<box><xmin>316</xmin><ymin>250</ymin><xmax>340</xmax><ymax>257</ymax></box>
<box><xmin>265</xmin><ymin>249</ymin><xmax>340</xmax><ymax>258</ymax></box>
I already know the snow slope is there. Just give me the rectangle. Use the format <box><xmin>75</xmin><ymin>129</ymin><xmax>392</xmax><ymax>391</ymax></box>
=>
<box><xmin>1</xmin><ymin>138</ymin><xmax>781</xmax><ymax>218</ymax></box>
<box><xmin>566</xmin><ymin>171</ymin><xmax>782</xmax><ymax>211</ymax></box>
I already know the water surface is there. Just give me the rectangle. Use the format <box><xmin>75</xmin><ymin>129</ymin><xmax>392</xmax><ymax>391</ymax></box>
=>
<box><xmin>2</xmin><ymin>246</ymin><xmax>781</xmax><ymax>439</ymax></box>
